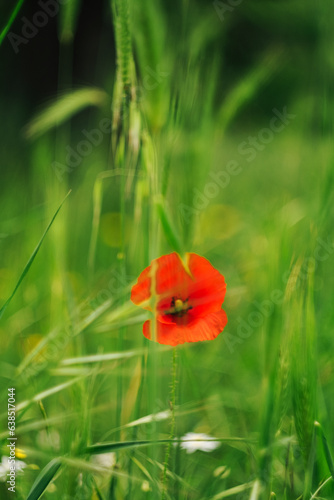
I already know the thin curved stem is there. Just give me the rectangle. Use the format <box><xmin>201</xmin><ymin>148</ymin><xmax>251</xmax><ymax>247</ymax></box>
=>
<box><xmin>0</xmin><ymin>0</ymin><xmax>26</xmax><ymax>47</ymax></box>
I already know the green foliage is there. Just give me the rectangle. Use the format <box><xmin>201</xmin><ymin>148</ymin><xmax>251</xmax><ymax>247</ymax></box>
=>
<box><xmin>26</xmin><ymin>458</ymin><xmax>62</xmax><ymax>500</ymax></box>
<box><xmin>1</xmin><ymin>1</ymin><xmax>334</xmax><ymax>499</ymax></box>
<box><xmin>0</xmin><ymin>191</ymin><xmax>70</xmax><ymax>320</ymax></box>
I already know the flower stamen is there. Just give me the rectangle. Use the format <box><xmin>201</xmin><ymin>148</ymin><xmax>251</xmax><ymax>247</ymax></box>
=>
<box><xmin>166</xmin><ymin>297</ymin><xmax>192</xmax><ymax>317</ymax></box>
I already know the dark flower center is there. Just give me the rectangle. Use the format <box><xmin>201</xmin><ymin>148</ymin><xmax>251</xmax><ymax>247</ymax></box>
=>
<box><xmin>166</xmin><ymin>296</ymin><xmax>192</xmax><ymax>318</ymax></box>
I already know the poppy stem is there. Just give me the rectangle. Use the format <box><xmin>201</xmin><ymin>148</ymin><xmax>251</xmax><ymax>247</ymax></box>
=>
<box><xmin>161</xmin><ymin>347</ymin><xmax>177</xmax><ymax>500</ymax></box>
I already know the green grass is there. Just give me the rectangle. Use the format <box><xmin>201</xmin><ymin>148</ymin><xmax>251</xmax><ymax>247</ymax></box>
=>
<box><xmin>1</xmin><ymin>0</ymin><xmax>334</xmax><ymax>499</ymax></box>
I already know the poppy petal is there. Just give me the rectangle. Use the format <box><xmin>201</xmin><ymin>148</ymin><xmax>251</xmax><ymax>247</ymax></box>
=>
<box><xmin>130</xmin><ymin>266</ymin><xmax>152</xmax><ymax>308</ymax></box>
<box><xmin>185</xmin><ymin>253</ymin><xmax>226</xmax><ymax>317</ymax></box>
<box><xmin>155</xmin><ymin>252</ymin><xmax>193</xmax><ymax>296</ymax></box>
<box><xmin>131</xmin><ymin>252</ymin><xmax>193</xmax><ymax>309</ymax></box>
<box><xmin>143</xmin><ymin>309</ymin><xmax>228</xmax><ymax>346</ymax></box>
<box><xmin>184</xmin><ymin>309</ymin><xmax>228</xmax><ymax>343</ymax></box>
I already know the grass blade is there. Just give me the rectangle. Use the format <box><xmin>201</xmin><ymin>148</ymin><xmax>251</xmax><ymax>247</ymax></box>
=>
<box><xmin>26</xmin><ymin>458</ymin><xmax>62</xmax><ymax>500</ymax></box>
<box><xmin>86</xmin><ymin>437</ymin><xmax>252</xmax><ymax>455</ymax></box>
<box><xmin>61</xmin><ymin>348</ymin><xmax>147</xmax><ymax>366</ymax></box>
<box><xmin>218</xmin><ymin>49</ymin><xmax>283</xmax><ymax>133</ymax></box>
<box><xmin>315</xmin><ymin>421</ymin><xmax>334</xmax><ymax>479</ymax></box>
<box><xmin>86</xmin><ymin>440</ymin><xmax>165</xmax><ymax>455</ymax></box>
<box><xmin>0</xmin><ymin>191</ymin><xmax>71</xmax><ymax>320</ymax></box>
<box><xmin>0</xmin><ymin>0</ymin><xmax>26</xmax><ymax>47</ymax></box>
<box><xmin>25</xmin><ymin>88</ymin><xmax>109</xmax><ymax>139</ymax></box>
<box><xmin>249</xmin><ymin>479</ymin><xmax>261</xmax><ymax>500</ymax></box>
<box><xmin>15</xmin><ymin>376</ymin><xmax>89</xmax><ymax>413</ymax></box>
<box><xmin>310</xmin><ymin>476</ymin><xmax>333</xmax><ymax>500</ymax></box>
<box><xmin>212</xmin><ymin>481</ymin><xmax>255</xmax><ymax>500</ymax></box>
<box><xmin>58</xmin><ymin>0</ymin><xmax>81</xmax><ymax>43</ymax></box>
<box><xmin>155</xmin><ymin>195</ymin><xmax>183</xmax><ymax>254</ymax></box>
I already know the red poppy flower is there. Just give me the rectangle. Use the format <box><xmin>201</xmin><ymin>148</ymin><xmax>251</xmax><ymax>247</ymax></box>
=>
<box><xmin>131</xmin><ymin>252</ymin><xmax>227</xmax><ymax>346</ymax></box>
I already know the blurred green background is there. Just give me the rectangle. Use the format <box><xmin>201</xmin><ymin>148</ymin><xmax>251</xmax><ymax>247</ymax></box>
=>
<box><xmin>1</xmin><ymin>0</ymin><xmax>334</xmax><ymax>499</ymax></box>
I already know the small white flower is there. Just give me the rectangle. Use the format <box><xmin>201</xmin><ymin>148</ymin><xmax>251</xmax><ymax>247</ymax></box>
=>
<box><xmin>0</xmin><ymin>457</ymin><xmax>27</xmax><ymax>481</ymax></box>
<box><xmin>91</xmin><ymin>452</ymin><xmax>116</xmax><ymax>469</ymax></box>
<box><xmin>177</xmin><ymin>432</ymin><xmax>221</xmax><ymax>454</ymax></box>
